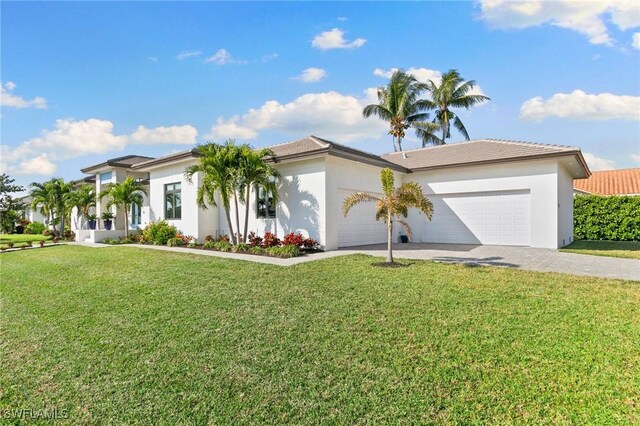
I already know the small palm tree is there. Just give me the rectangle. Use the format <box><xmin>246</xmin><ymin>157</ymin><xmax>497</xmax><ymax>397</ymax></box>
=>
<box><xmin>66</xmin><ymin>184</ymin><xmax>96</xmax><ymax>230</ymax></box>
<box><xmin>30</xmin><ymin>178</ymin><xmax>73</xmax><ymax>237</ymax></box>
<box><xmin>99</xmin><ymin>177</ymin><xmax>147</xmax><ymax>238</ymax></box>
<box><xmin>185</xmin><ymin>141</ymin><xmax>242</xmax><ymax>244</ymax></box>
<box><xmin>342</xmin><ymin>168</ymin><xmax>433</xmax><ymax>264</ymax></box>
<box><xmin>363</xmin><ymin>70</ymin><xmax>435</xmax><ymax>151</ymax></box>
<box><xmin>237</xmin><ymin>145</ymin><xmax>281</xmax><ymax>243</ymax></box>
<box><xmin>423</xmin><ymin>69</ymin><xmax>489</xmax><ymax>145</ymax></box>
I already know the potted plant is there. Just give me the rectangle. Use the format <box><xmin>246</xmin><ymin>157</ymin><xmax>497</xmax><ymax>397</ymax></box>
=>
<box><xmin>101</xmin><ymin>212</ymin><xmax>114</xmax><ymax>230</ymax></box>
<box><xmin>39</xmin><ymin>240</ymin><xmax>45</xmax><ymax>247</ymax></box>
<box><xmin>87</xmin><ymin>214</ymin><xmax>98</xmax><ymax>230</ymax></box>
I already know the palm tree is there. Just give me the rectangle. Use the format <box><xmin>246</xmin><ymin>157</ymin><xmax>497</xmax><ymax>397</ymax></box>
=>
<box><xmin>423</xmin><ymin>69</ymin><xmax>489</xmax><ymax>145</ymax></box>
<box><xmin>66</xmin><ymin>184</ymin><xmax>96</xmax><ymax>230</ymax></box>
<box><xmin>185</xmin><ymin>141</ymin><xmax>242</xmax><ymax>244</ymax></box>
<box><xmin>363</xmin><ymin>70</ymin><xmax>436</xmax><ymax>151</ymax></box>
<box><xmin>99</xmin><ymin>177</ymin><xmax>147</xmax><ymax>238</ymax></box>
<box><xmin>237</xmin><ymin>145</ymin><xmax>281</xmax><ymax>243</ymax></box>
<box><xmin>29</xmin><ymin>178</ymin><xmax>73</xmax><ymax>237</ymax></box>
<box><xmin>342</xmin><ymin>168</ymin><xmax>433</xmax><ymax>264</ymax></box>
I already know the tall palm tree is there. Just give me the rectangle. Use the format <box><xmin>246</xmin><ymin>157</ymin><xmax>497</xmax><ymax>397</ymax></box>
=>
<box><xmin>423</xmin><ymin>69</ymin><xmax>489</xmax><ymax>145</ymax></box>
<box><xmin>363</xmin><ymin>70</ymin><xmax>435</xmax><ymax>152</ymax></box>
<box><xmin>29</xmin><ymin>178</ymin><xmax>73</xmax><ymax>237</ymax></box>
<box><xmin>237</xmin><ymin>145</ymin><xmax>281</xmax><ymax>243</ymax></box>
<box><xmin>342</xmin><ymin>168</ymin><xmax>433</xmax><ymax>264</ymax></box>
<box><xmin>66</xmin><ymin>184</ymin><xmax>96</xmax><ymax>230</ymax></box>
<box><xmin>99</xmin><ymin>177</ymin><xmax>147</xmax><ymax>238</ymax></box>
<box><xmin>185</xmin><ymin>141</ymin><xmax>242</xmax><ymax>244</ymax></box>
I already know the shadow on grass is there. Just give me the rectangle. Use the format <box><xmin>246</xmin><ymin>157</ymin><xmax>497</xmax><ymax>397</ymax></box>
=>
<box><xmin>432</xmin><ymin>256</ymin><xmax>520</xmax><ymax>268</ymax></box>
<box><xmin>370</xmin><ymin>261</ymin><xmax>413</xmax><ymax>268</ymax></box>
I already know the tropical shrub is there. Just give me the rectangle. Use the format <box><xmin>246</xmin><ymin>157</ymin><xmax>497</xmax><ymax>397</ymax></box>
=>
<box><xmin>42</xmin><ymin>229</ymin><xmax>53</xmax><ymax>237</ymax></box>
<box><xmin>39</xmin><ymin>240</ymin><xmax>45</xmax><ymax>247</ymax></box>
<box><xmin>64</xmin><ymin>230</ymin><xmax>75</xmax><ymax>241</ymax></box>
<box><xmin>248</xmin><ymin>231</ymin><xmax>263</xmax><ymax>247</ymax></box>
<box><xmin>24</xmin><ymin>221</ymin><xmax>46</xmax><ymax>235</ymax></box>
<box><xmin>232</xmin><ymin>243</ymin><xmax>249</xmax><ymax>253</ymax></box>
<box><xmin>203</xmin><ymin>241</ymin><xmax>216</xmax><ymax>249</ymax></box>
<box><xmin>574</xmin><ymin>195</ymin><xmax>640</xmax><ymax>241</ymax></box>
<box><xmin>142</xmin><ymin>220</ymin><xmax>178</xmax><ymax>245</ymax></box>
<box><xmin>175</xmin><ymin>233</ymin><xmax>194</xmax><ymax>245</ymax></box>
<box><xmin>7</xmin><ymin>242</ymin><xmax>14</xmax><ymax>248</ymax></box>
<box><xmin>283</xmin><ymin>232</ymin><xmax>304</xmax><ymax>247</ymax></box>
<box><xmin>167</xmin><ymin>237</ymin><xmax>184</xmax><ymax>247</ymax></box>
<box><xmin>262</xmin><ymin>232</ymin><xmax>280</xmax><ymax>248</ymax></box>
<box><xmin>267</xmin><ymin>244</ymin><xmax>301</xmax><ymax>258</ymax></box>
<box><xmin>217</xmin><ymin>234</ymin><xmax>230</xmax><ymax>243</ymax></box>
<box><xmin>302</xmin><ymin>237</ymin><xmax>319</xmax><ymax>250</ymax></box>
<box><xmin>214</xmin><ymin>240</ymin><xmax>232</xmax><ymax>252</ymax></box>
<box><xmin>249</xmin><ymin>246</ymin><xmax>265</xmax><ymax>255</ymax></box>
<box><xmin>204</xmin><ymin>235</ymin><xmax>215</xmax><ymax>243</ymax></box>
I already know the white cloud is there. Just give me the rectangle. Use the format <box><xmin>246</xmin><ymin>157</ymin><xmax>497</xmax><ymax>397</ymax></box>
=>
<box><xmin>207</xmin><ymin>89</ymin><xmax>387</xmax><ymax>142</ymax></box>
<box><xmin>262</xmin><ymin>53</ymin><xmax>279</xmax><ymax>62</ymax></box>
<box><xmin>204</xmin><ymin>48</ymin><xmax>247</xmax><ymax>65</ymax></box>
<box><xmin>583</xmin><ymin>153</ymin><xmax>616</xmax><ymax>171</ymax></box>
<box><xmin>294</xmin><ymin>67</ymin><xmax>327</xmax><ymax>83</ymax></box>
<box><xmin>630</xmin><ymin>154</ymin><xmax>640</xmax><ymax>164</ymax></box>
<box><xmin>633</xmin><ymin>32</ymin><xmax>640</xmax><ymax>49</ymax></box>
<box><xmin>130</xmin><ymin>125</ymin><xmax>198</xmax><ymax>145</ymax></box>
<box><xmin>337</xmin><ymin>17</ymin><xmax>348</xmax><ymax>21</ymax></box>
<box><xmin>477</xmin><ymin>0</ymin><xmax>640</xmax><ymax>46</ymax></box>
<box><xmin>520</xmin><ymin>90</ymin><xmax>640</xmax><ymax>121</ymax></box>
<box><xmin>176</xmin><ymin>50</ymin><xmax>201</xmax><ymax>60</ymax></box>
<box><xmin>312</xmin><ymin>28</ymin><xmax>366</xmax><ymax>50</ymax></box>
<box><xmin>1</xmin><ymin>81</ymin><xmax>47</xmax><ymax>109</ymax></box>
<box><xmin>373</xmin><ymin>67</ymin><xmax>487</xmax><ymax>97</ymax></box>
<box><xmin>148</xmin><ymin>56</ymin><xmax>158</xmax><ymax>62</ymax></box>
<box><xmin>206</xmin><ymin>116</ymin><xmax>258</xmax><ymax>140</ymax></box>
<box><xmin>2</xmin><ymin>119</ymin><xmax>200</xmax><ymax>176</ymax></box>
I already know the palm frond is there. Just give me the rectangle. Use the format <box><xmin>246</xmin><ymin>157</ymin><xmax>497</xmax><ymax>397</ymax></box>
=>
<box><xmin>342</xmin><ymin>192</ymin><xmax>380</xmax><ymax>217</ymax></box>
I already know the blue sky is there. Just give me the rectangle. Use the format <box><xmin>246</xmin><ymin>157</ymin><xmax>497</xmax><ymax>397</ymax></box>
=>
<box><xmin>2</xmin><ymin>1</ymin><xmax>639</xmax><ymax>187</ymax></box>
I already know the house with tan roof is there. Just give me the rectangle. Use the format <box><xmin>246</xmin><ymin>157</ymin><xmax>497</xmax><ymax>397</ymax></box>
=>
<box><xmin>75</xmin><ymin>136</ymin><xmax>591</xmax><ymax>249</ymax></box>
<box><xmin>574</xmin><ymin>168</ymin><xmax>640</xmax><ymax>196</ymax></box>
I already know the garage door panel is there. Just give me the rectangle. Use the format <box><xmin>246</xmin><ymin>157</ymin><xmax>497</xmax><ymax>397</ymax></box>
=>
<box><xmin>338</xmin><ymin>189</ymin><xmax>387</xmax><ymax>247</ymax></box>
<box><xmin>422</xmin><ymin>190</ymin><xmax>530</xmax><ymax>246</ymax></box>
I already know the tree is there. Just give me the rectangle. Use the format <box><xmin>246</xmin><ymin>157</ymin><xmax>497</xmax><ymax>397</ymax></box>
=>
<box><xmin>237</xmin><ymin>145</ymin><xmax>280</xmax><ymax>243</ymax></box>
<box><xmin>342</xmin><ymin>168</ymin><xmax>433</xmax><ymax>264</ymax></box>
<box><xmin>185</xmin><ymin>141</ymin><xmax>242</xmax><ymax>244</ymax></box>
<box><xmin>0</xmin><ymin>173</ymin><xmax>25</xmax><ymax>233</ymax></box>
<box><xmin>99</xmin><ymin>177</ymin><xmax>147</xmax><ymax>238</ymax></box>
<box><xmin>422</xmin><ymin>69</ymin><xmax>489</xmax><ymax>145</ymax></box>
<box><xmin>66</xmin><ymin>184</ymin><xmax>96</xmax><ymax>230</ymax></box>
<box><xmin>363</xmin><ymin>70</ymin><xmax>436</xmax><ymax>151</ymax></box>
<box><xmin>29</xmin><ymin>178</ymin><xmax>72</xmax><ymax>237</ymax></box>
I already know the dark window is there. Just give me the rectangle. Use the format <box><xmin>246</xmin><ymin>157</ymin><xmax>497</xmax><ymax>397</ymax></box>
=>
<box><xmin>256</xmin><ymin>185</ymin><xmax>276</xmax><ymax>218</ymax></box>
<box><xmin>165</xmin><ymin>183</ymin><xmax>182</xmax><ymax>219</ymax></box>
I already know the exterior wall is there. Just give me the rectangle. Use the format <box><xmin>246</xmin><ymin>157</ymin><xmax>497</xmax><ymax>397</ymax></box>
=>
<box><xmin>221</xmin><ymin>158</ymin><xmax>327</xmax><ymax>246</ymax></box>
<box><xmin>557</xmin><ymin>163</ymin><xmax>574</xmax><ymax>247</ymax></box>
<box><xmin>148</xmin><ymin>160</ymin><xmax>219</xmax><ymax>241</ymax></box>
<box><xmin>405</xmin><ymin>159</ymin><xmax>561</xmax><ymax>249</ymax></box>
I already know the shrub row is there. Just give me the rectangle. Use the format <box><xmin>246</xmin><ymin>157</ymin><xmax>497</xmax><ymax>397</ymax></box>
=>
<box><xmin>574</xmin><ymin>195</ymin><xmax>640</xmax><ymax>241</ymax></box>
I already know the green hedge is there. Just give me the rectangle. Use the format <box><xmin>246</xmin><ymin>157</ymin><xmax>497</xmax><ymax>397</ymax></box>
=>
<box><xmin>574</xmin><ymin>195</ymin><xmax>640</xmax><ymax>241</ymax></box>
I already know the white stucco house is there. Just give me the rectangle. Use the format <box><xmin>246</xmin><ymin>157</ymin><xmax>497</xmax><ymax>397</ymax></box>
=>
<box><xmin>75</xmin><ymin>136</ymin><xmax>590</xmax><ymax>250</ymax></box>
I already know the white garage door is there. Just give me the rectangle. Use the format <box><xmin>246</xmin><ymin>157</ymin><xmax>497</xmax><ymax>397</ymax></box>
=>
<box><xmin>338</xmin><ymin>189</ymin><xmax>388</xmax><ymax>248</ymax></box>
<box><xmin>422</xmin><ymin>190</ymin><xmax>531</xmax><ymax>246</ymax></box>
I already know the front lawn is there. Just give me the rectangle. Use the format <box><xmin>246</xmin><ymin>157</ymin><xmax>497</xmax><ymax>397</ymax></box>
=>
<box><xmin>1</xmin><ymin>246</ymin><xmax>638</xmax><ymax>424</ymax></box>
<box><xmin>561</xmin><ymin>240</ymin><xmax>640</xmax><ymax>259</ymax></box>
<box><xmin>0</xmin><ymin>234</ymin><xmax>52</xmax><ymax>243</ymax></box>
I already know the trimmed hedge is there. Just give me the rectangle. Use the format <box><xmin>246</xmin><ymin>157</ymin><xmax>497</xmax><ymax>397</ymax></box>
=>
<box><xmin>574</xmin><ymin>195</ymin><xmax>640</xmax><ymax>241</ymax></box>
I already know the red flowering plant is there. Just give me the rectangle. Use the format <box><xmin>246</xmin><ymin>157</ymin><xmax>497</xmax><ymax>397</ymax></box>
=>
<box><xmin>175</xmin><ymin>233</ymin><xmax>194</xmax><ymax>245</ymax></box>
<box><xmin>248</xmin><ymin>231</ymin><xmax>263</xmax><ymax>247</ymax></box>
<box><xmin>283</xmin><ymin>232</ymin><xmax>305</xmax><ymax>247</ymax></box>
<box><xmin>262</xmin><ymin>232</ymin><xmax>281</xmax><ymax>248</ymax></box>
<box><xmin>302</xmin><ymin>238</ymin><xmax>319</xmax><ymax>250</ymax></box>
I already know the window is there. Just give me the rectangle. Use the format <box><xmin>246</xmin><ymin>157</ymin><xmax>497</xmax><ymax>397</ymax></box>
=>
<box><xmin>164</xmin><ymin>183</ymin><xmax>182</xmax><ymax>220</ymax></box>
<box><xmin>256</xmin><ymin>185</ymin><xmax>276</xmax><ymax>218</ymax></box>
<box><xmin>100</xmin><ymin>171</ymin><xmax>112</xmax><ymax>183</ymax></box>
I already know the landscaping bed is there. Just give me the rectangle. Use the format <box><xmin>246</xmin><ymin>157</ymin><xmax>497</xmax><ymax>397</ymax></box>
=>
<box><xmin>560</xmin><ymin>240</ymin><xmax>640</xmax><ymax>259</ymax></box>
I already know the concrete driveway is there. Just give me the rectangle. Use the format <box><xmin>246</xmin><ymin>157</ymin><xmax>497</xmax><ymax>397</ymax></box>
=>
<box><xmin>339</xmin><ymin>243</ymin><xmax>640</xmax><ymax>281</ymax></box>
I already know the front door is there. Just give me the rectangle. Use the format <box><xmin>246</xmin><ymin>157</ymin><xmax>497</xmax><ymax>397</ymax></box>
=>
<box><xmin>130</xmin><ymin>204</ymin><xmax>141</xmax><ymax>228</ymax></box>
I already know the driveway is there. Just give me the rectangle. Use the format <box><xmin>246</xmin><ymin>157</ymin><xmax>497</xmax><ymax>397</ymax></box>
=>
<box><xmin>339</xmin><ymin>243</ymin><xmax>640</xmax><ymax>281</ymax></box>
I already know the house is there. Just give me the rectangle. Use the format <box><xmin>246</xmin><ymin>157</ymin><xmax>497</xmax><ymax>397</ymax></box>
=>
<box><xmin>574</xmin><ymin>168</ymin><xmax>640</xmax><ymax>196</ymax></box>
<box><xmin>75</xmin><ymin>136</ymin><xmax>590</xmax><ymax>249</ymax></box>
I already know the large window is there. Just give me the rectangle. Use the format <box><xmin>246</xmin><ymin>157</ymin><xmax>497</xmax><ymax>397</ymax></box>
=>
<box><xmin>256</xmin><ymin>185</ymin><xmax>276</xmax><ymax>218</ymax></box>
<box><xmin>165</xmin><ymin>183</ymin><xmax>182</xmax><ymax>220</ymax></box>
<box><xmin>99</xmin><ymin>171</ymin><xmax>112</xmax><ymax>183</ymax></box>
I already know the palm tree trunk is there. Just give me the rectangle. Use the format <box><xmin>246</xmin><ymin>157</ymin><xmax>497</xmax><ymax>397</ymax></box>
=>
<box><xmin>392</xmin><ymin>135</ymin><xmax>397</xmax><ymax>152</ymax></box>
<box><xmin>124</xmin><ymin>204</ymin><xmax>129</xmax><ymax>238</ymax></box>
<box><xmin>243</xmin><ymin>186</ymin><xmax>251</xmax><ymax>244</ymax></box>
<box><xmin>397</xmin><ymin>136</ymin><xmax>403</xmax><ymax>152</ymax></box>
<box><xmin>233</xmin><ymin>191</ymin><xmax>241</xmax><ymax>243</ymax></box>
<box><xmin>224</xmin><ymin>206</ymin><xmax>236</xmax><ymax>244</ymax></box>
<box><xmin>60</xmin><ymin>207</ymin><xmax>65</xmax><ymax>238</ymax></box>
<box><xmin>386</xmin><ymin>215</ymin><xmax>393</xmax><ymax>264</ymax></box>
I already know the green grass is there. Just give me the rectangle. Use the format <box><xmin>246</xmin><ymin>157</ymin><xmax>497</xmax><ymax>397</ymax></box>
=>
<box><xmin>561</xmin><ymin>240</ymin><xmax>640</xmax><ymax>259</ymax></box>
<box><xmin>0</xmin><ymin>234</ymin><xmax>53</xmax><ymax>249</ymax></box>
<box><xmin>1</xmin><ymin>246</ymin><xmax>639</xmax><ymax>424</ymax></box>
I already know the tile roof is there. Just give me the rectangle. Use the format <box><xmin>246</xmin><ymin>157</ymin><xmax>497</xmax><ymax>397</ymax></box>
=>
<box><xmin>574</xmin><ymin>168</ymin><xmax>640</xmax><ymax>195</ymax></box>
<box><xmin>81</xmin><ymin>155</ymin><xmax>155</xmax><ymax>173</ymax></box>
<box><xmin>382</xmin><ymin>139</ymin><xmax>582</xmax><ymax>171</ymax></box>
<box><xmin>132</xmin><ymin>149</ymin><xmax>199</xmax><ymax>170</ymax></box>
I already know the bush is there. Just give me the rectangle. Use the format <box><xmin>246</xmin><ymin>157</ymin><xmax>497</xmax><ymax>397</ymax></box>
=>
<box><xmin>203</xmin><ymin>241</ymin><xmax>216</xmax><ymax>249</ymax></box>
<box><xmin>248</xmin><ymin>231</ymin><xmax>263</xmax><ymax>247</ymax></box>
<box><xmin>119</xmin><ymin>238</ymin><xmax>133</xmax><ymax>244</ymax></box>
<box><xmin>302</xmin><ymin>237</ymin><xmax>319</xmax><ymax>250</ymax></box>
<box><xmin>232</xmin><ymin>243</ymin><xmax>249</xmax><ymax>253</ymax></box>
<box><xmin>249</xmin><ymin>246</ymin><xmax>265</xmax><ymax>255</ymax></box>
<box><xmin>175</xmin><ymin>233</ymin><xmax>194</xmax><ymax>245</ymax></box>
<box><xmin>574</xmin><ymin>195</ymin><xmax>640</xmax><ymax>241</ymax></box>
<box><xmin>263</xmin><ymin>232</ymin><xmax>281</xmax><ymax>248</ymax></box>
<box><xmin>42</xmin><ymin>229</ymin><xmax>53</xmax><ymax>237</ymax></box>
<box><xmin>283</xmin><ymin>232</ymin><xmax>305</xmax><ymax>247</ymax></box>
<box><xmin>142</xmin><ymin>220</ymin><xmax>179</xmax><ymax>245</ymax></box>
<box><xmin>64</xmin><ymin>230</ymin><xmax>75</xmax><ymax>241</ymax></box>
<box><xmin>7</xmin><ymin>242</ymin><xmax>14</xmax><ymax>248</ymax></box>
<box><xmin>214</xmin><ymin>241</ymin><xmax>232</xmax><ymax>252</ymax></box>
<box><xmin>24</xmin><ymin>221</ymin><xmax>46</xmax><ymax>235</ymax></box>
<box><xmin>217</xmin><ymin>234</ymin><xmax>230</xmax><ymax>243</ymax></box>
<box><xmin>167</xmin><ymin>237</ymin><xmax>184</xmax><ymax>247</ymax></box>
<box><xmin>204</xmin><ymin>235</ymin><xmax>215</xmax><ymax>243</ymax></box>
<box><xmin>267</xmin><ymin>244</ymin><xmax>301</xmax><ymax>258</ymax></box>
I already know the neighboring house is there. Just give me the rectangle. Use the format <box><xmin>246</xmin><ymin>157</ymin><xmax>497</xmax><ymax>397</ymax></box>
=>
<box><xmin>76</xmin><ymin>136</ymin><xmax>590</xmax><ymax>249</ymax></box>
<box><xmin>573</xmin><ymin>168</ymin><xmax>640</xmax><ymax>196</ymax></box>
<box><xmin>19</xmin><ymin>196</ymin><xmax>48</xmax><ymax>224</ymax></box>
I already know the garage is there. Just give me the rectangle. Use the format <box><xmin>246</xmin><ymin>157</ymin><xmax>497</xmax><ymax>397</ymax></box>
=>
<box><xmin>421</xmin><ymin>190</ymin><xmax>531</xmax><ymax>246</ymax></box>
<box><xmin>337</xmin><ymin>189</ymin><xmax>388</xmax><ymax>247</ymax></box>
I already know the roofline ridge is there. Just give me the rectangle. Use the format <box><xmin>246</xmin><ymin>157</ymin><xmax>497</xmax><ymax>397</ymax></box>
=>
<box><xmin>484</xmin><ymin>138</ymin><xmax>578</xmax><ymax>151</ymax></box>
<box><xmin>382</xmin><ymin>139</ymin><xmax>486</xmax><ymax>155</ymax></box>
<box><xmin>588</xmin><ymin>167</ymin><xmax>640</xmax><ymax>173</ymax></box>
